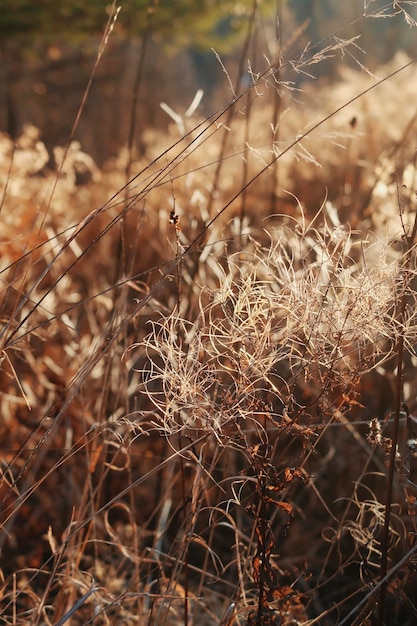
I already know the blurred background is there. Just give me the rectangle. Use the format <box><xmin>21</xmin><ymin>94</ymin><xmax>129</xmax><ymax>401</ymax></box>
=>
<box><xmin>1</xmin><ymin>0</ymin><xmax>416</xmax><ymax>165</ymax></box>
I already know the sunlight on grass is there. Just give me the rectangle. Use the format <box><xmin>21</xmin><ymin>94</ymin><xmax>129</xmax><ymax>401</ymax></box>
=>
<box><xmin>1</xmin><ymin>3</ymin><xmax>417</xmax><ymax>625</ymax></box>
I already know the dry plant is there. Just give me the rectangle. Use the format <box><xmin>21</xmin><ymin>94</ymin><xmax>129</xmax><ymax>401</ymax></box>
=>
<box><xmin>1</xmin><ymin>2</ymin><xmax>417</xmax><ymax>625</ymax></box>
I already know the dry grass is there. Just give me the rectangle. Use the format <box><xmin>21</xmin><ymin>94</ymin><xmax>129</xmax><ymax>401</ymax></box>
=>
<box><xmin>1</xmin><ymin>2</ymin><xmax>417</xmax><ymax>625</ymax></box>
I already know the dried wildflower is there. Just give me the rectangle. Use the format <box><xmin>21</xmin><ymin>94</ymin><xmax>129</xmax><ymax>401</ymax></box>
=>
<box><xmin>367</xmin><ymin>417</ymin><xmax>382</xmax><ymax>446</ymax></box>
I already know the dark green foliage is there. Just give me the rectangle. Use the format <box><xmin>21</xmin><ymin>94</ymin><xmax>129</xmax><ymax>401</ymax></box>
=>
<box><xmin>0</xmin><ymin>0</ymin><xmax>275</xmax><ymax>51</ymax></box>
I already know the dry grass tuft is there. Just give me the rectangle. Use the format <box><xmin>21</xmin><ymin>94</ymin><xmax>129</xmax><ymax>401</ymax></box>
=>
<box><xmin>2</xmin><ymin>3</ymin><xmax>417</xmax><ymax>625</ymax></box>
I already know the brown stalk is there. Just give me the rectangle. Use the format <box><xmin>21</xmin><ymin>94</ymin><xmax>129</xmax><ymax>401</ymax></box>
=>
<box><xmin>377</xmin><ymin>191</ymin><xmax>417</xmax><ymax>624</ymax></box>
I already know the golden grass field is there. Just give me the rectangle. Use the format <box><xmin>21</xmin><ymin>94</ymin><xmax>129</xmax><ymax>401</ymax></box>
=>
<box><xmin>1</xmin><ymin>4</ymin><xmax>417</xmax><ymax>624</ymax></box>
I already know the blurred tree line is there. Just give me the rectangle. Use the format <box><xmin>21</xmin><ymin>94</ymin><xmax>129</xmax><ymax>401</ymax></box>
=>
<box><xmin>1</xmin><ymin>1</ymin><xmax>416</xmax><ymax>160</ymax></box>
<box><xmin>0</xmin><ymin>0</ymin><xmax>270</xmax><ymax>51</ymax></box>
<box><xmin>2</xmin><ymin>1</ymin><xmax>416</xmax><ymax>58</ymax></box>
<box><xmin>0</xmin><ymin>0</ymin><xmax>277</xmax><ymax>152</ymax></box>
